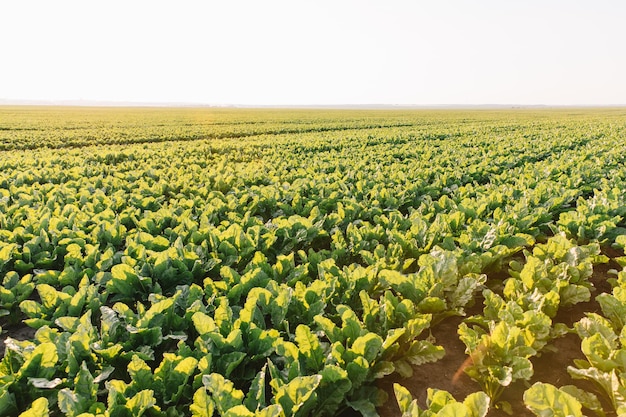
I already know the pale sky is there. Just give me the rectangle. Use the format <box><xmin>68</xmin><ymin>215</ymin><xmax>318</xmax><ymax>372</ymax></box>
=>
<box><xmin>1</xmin><ymin>0</ymin><xmax>625</xmax><ymax>106</ymax></box>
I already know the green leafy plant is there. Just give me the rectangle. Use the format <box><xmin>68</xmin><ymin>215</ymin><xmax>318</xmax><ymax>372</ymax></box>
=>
<box><xmin>394</xmin><ymin>383</ymin><xmax>490</xmax><ymax>417</ymax></box>
<box><xmin>458</xmin><ymin>290</ymin><xmax>553</xmax><ymax>404</ymax></box>
<box><xmin>567</xmin><ymin>246</ymin><xmax>626</xmax><ymax>412</ymax></box>
<box><xmin>523</xmin><ymin>382</ymin><xmax>584</xmax><ymax>417</ymax></box>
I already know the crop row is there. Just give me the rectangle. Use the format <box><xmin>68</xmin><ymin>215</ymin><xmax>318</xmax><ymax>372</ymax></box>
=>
<box><xmin>0</xmin><ymin>108</ymin><xmax>625</xmax><ymax>416</ymax></box>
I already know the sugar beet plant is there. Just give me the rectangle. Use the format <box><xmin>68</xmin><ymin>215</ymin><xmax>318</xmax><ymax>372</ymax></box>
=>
<box><xmin>0</xmin><ymin>107</ymin><xmax>626</xmax><ymax>416</ymax></box>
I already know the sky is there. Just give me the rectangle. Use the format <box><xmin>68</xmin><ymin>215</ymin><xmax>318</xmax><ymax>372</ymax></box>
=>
<box><xmin>1</xmin><ymin>0</ymin><xmax>625</xmax><ymax>106</ymax></box>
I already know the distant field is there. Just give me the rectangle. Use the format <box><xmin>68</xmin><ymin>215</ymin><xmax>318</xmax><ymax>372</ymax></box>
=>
<box><xmin>1</xmin><ymin>106</ymin><xmax>626</xmax><ymax>416</ymax></box>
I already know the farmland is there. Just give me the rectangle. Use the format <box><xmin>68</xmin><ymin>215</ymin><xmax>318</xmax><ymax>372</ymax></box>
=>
<box><xmin>1</xmin><ymin>106</ymin><xmax>626</xmax><ymax>416</ymax></box>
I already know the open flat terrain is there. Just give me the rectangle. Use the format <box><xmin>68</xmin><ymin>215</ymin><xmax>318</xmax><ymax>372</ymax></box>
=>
<box><xmin>1</xmin><ymin>107</ymin><xmax>626</xmax><ymax>416</ymax></box>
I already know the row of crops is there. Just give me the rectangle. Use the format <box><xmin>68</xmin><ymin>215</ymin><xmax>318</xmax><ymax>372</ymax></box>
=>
<box><xmin>1</xmin><ymin>107</ymin><xmax>626</xmax><ymax>416</ymax></box>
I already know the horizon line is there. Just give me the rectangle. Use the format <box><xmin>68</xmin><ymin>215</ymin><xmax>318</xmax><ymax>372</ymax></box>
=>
<box><xmin>1</xmin><ymin>99</ymin><xmax>625</xmax><ymax>109</ymax></box>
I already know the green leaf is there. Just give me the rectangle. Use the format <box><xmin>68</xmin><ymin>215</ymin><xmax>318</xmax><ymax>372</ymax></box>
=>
<box><xmin>427</xmin><ymin>388</ymin><xmax>456</xmax><ymax>412</ymax></box>
<box><xmin>498</xmin><ymin>400</ymin><xmax>513</xmax><ymax>415</ymax></box>
<box><xmin>393</xmin><ymin>383</ymin><xmax>414</xmax><ymax>415</ymax></box>
<box><xmin>37</xmin><ymin>284</ymin><xmax>60</xmax><ymax>310</ymax></box>
<box><xmin>244</xmin><ymin>365</ymin><xmax>267</xmax><ymax>412</ymax></box>
<box><xmin>0</xmin><ymin>388</ymin><xmax>17</xmax><ymax>416</ymax></box>
<box><xmin>94</xmin><ymin>366</ymin><xmax>115</xmax><ymax>383</ymax></box>
<box><xmin>99</xmin><ymin>306</ymin><xmax>121</xmax><ymax>342</ymax></box>
<box><xmin>394</xmin><ymin>359</ymin><xmax>414</xmax><ymax>378</ymax></box>
<box><xmin>418</xmin><ymin>296</ymin><xmax>447</xmax><ymax>314</ymax></box>
<box><xmin>372</xmin><ymin>360</ymin><xmax>395</xmax><ymax>379</ymax></box>
<box><xmin>109</xmin><ymin>263</ymin><xmax>140</xmax><ymax>297</ymax></box>
<box><xmin>0</xmin><ymin>244</ymin><xmax>17</xmax><ymax>270</ymax></box>
<box><xmin>359</xmin><ymin>291</ymin><xmax>380</xmax><ymax>330</ymax></box>
<box><xmin>378</xmin><ymin>269</ymin><xmax>423</xmax><ymax>303</ymax></box>
<box><xmin>314</xmin><ymin>315</ymin><xmax>342</xmax><ymax>343</ymax></box>
<box><xmin>350</xmin><ymin>333</ymin><xmax>383</xmax><ymax>364</ymax></box>
<box><xmin>203</xmin><ymin>373</ymin><xmax>245</xmax><ymax>415</ymax></box>
<box><xmin>18</xmin><ymin>397</ymin><xmax>49</xmax><ymax>417</ymax></box>
<box><xmin>175</xmin><ymin>356</ymin><xmax>199</xmax><ymax>376</ymax></box>
<box><xmin>404</xmin><ymin>315</ymin><xmax>433</xmax><ymax>339</ymax></box>
<box><xmin>190</xmin><ymin>388</ymin><xmax>215</xmax><ymax>417</ymax></box>
<box><xmin>128</xmin><ymin>326</ymin><xmax>162</xmax><ymax>348</ymax></box>
<box><xmin>523</xmin><ymin>382</ymin><xmax>583</xmax><ymax>417</ymax></box>
<box><xmin>214</xmin><ymin>297</ymin><xmax>233</xmax><ymax>335</ymax></box>
<box><xmin>463</xmin><ymin>391</ymin><xmax>490</xmax><ymax>417</ymax></box>
<box><xmin>581</xmin><ymin>333</ymin><xmax>618</xmax><ymax>372</ymax></box>
<box><xmin>490</xmin><ymin>365</ymin><xmax>513</xmax><ymax>387</ymax></box>
<box><xmin>58</xmin><ymin>389</ymin><xmax>82</xmax><ymax>416</ymax></box>
<box><xmin>18</xmin><ymin>342</ymin><xmax>58</xmax><ymax>380</ymax></box>
<box><xmin>567</xmin><ymin>365</ymin><xmax>615</xmax><ymax>401</ymax></box>
<box><xmin>67</xmin><ymin>287</ymin><xmax>87</xmax><ymax>316</ymax></box>
<box><xmin>450</xmin><ymin>274</ymin><xmax>486</xmax><ymax>311</ymax></box>
<box><xmin>346</xmin><ymin>356</ymin><xmax>370</xmax><ymax>389</ymax></box>
<box><xmin>224</xmin><ymin>405</ymin><xmax>254</xmax><ymax>417</ymax></box>
<box><xmin>192</xmin><ymin>311</ymin><xmax>218</xmax><ymax>336</ymax></box>
<box><xmin>381</xmin><ymin>328</ymin><xmax>405</xmax><ymax>352</ymax></box>
<box><xmin>482</xmin><ymin>289</ymin><xmax>506</xmax><ymax>321</ymax></box>
<box><xmin>256</xmin><ymin>404</ymin><xmax>284</xmax><ymax>417</ymax></box>
<box><xmin>245</xmin><ymin>327</ymin><xmax>278</xmax><ymax>361</ymax></box>
<box><xmin>269</xmin><ymin>286</ymin><xmax>292</xmax><ymax>328</ymax></box>
<box><xmin>136</xmin><ymin>298</ymin><xmax>174</xmax><ymax>328</ymax></box>
<box><xmin>55</xmin><ymin>316</ymin><xmax>80</xmax><ymax>332</ymax></box>
<box><xmin>575</xmin><ymin>314</ymin><xmax>617</xmax><ymax>344</ymax></box>
<box><xmin>151</xmin><ymin>235</ymin><xmax>170</xmax><ymax>251</ymax></box>
<box><xmin>597</xmin><ymin>293</ymin><xmax>626</xmax><ymax>330</ymax></box>
<box><xmin>559</xmin><ymin>385</ymin><xmax>605</xmax><ymax>417</ymax></box>
<box><xmin>315</xmin><ymin>365</ymin><xmax>352</xmax><ymax>416</ymax></box>
<box><xmin>338</xmin><ymin>305</ymin><xmax>365</xmax><ymax>343</ymax></box>
<box><xmin>438</xmin><ymin>403</ymin><xmax>470</xmax><ymax>417</ymax></box>
<box><xmin>128</xmin><ymin>355</ymin><xmax>153</xmax><ymax>388</ymax></box>
<box><xmin>74</xmin><ymin>361</ymin><xmax>97</xmax><ymax>402</ymax></box>
<box><xmin>295</xmin><ymin>324</ymin><xmax>324</xmax><ymax>371</ymax></box>
<box><xmin>126</xmin><ymin>390</ymin><xmax>157</xmax><ymax>417</ymax></box>
<box><xmin>560</xmin><ymin>285</ymin><xmax>591</xmax><ymax>307</ymax></box>
<box><xmin>509</xmin><ymin>356</ymin><xmax>534</xmax><ymax>381</ymax></box>
<box><xmin>405</xmin><ymin>340</ymin><xmax>446</xmax><ymax>366</ymax></box>
<box><xmin>421</xmin><ymin>249</ymin><xmax>459</xmax><ymax>289</ymax></box>
<box><xmin>217</xmin><ymin>351</ymin><xmax>246</xmax><ymax>378</ymax></box>
<box><xmin>274</xmin><ymin>375</ymin><xmax>322</xmax><ymax>416</ymax></box>
<box><xmin>157</xmin><ymin>355</ymin><xmax>198</xmax><ymax>404</ymax></box>
<box><xmin>346</xmin><ymin>398</ymin><xmax>379</xmax><ymax>417</ymax></box>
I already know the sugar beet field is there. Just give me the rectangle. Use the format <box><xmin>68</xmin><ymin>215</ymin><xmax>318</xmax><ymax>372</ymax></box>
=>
<box><xmin>1</xmin><ymin>106</ymin><xmax>626</xmax><ymax>417</ymax></box>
